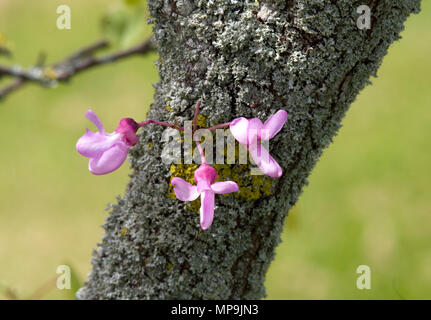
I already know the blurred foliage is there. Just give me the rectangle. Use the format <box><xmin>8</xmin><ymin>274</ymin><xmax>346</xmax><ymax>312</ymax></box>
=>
<box><xmin>0</xmin><ymin>0</ymin><xmax>430</xmax><ymax>300</ymax></box>
<box><xmin>0</xmin><ymin>32</ymin><xmax>12</xmax><ymax>57</ymax></box>
<box><xmin>124</xmin><ymin>0</ymin><xmax>144</xmax><ymax>6</ymax></box>
<box><xmin>101</xmin><ymin>0</ymin><xmax>148</xmax><ymax>48</ymax></box>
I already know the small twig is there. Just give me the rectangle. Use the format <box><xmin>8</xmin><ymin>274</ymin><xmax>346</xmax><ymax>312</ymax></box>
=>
<box><xmin>0</xmin><ymin>78</ymin><xmax>25</xmax><ymax>98</ymax></box>
<box><xmin>207</xmin><ymin>122</ymin><xmax>231</xmax><ymax>131</ymax></box>
<box><xmin>55</xmin><ymin>38</ymin><xmax>154</xmax><ymax>81</ymax></box>
<box><xmin>35</xmin><ymin>52</ymin><xmax>47</xmax><ymax>68</ymax></box>
<box><xmin>0</xmin><ymin>65</ymin><xmax>39</xmax><ymax>80</ymax></box>
<box><xmin>0</xmin><ymin>37</ymin><xmax>155</xmax><ymax>101</ymax></box>
<box><xmin>139</xmin><ymin>119</ymin><xmax>184</xmax><ymax>132</ymax></box>
<box><xmin>194</xmin><ymin>139</ymin><xmax>207</xmax><ymax>164</ymax></box>
<box><xmin>54</xmin><ymin>39</ymin><xmax>109</xmax><ymax>67</ymax></box>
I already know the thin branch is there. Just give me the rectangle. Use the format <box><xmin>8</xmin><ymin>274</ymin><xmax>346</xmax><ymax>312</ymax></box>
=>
<box><xmin>0</xmin><ymin>37</ymin><xmax>155</xmax><ymax>101</ymax></box>
<box><xmin>139</xmin><ymin>119</ymin><xmax>184</xmax><ymax>132</ymax></box>
<box><xmin>55</xmin><ymin>39</ymin><xmax>109</xmax><ymax>66</ymax></box>
<box><xmin>207</xmin><ymin>122</ymin><xmax>231</xmax><ymax>131</ymax></box>
<box><xmin>55</xmin><ymin>38</ymin><xmax>154</xmax><ymax>81</ymax></box>
<box><xmin>0</xmin><ymin>78</ymin><xmax>25</xmax><ymax>99</ymax></box>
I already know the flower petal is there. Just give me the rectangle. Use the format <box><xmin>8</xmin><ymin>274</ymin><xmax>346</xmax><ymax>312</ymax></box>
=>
<box><xmin>86</xmin><ymin>110</ymin><xmax>106</xmax><ymax>134</ymax></box>
<box><xmin>200</xmin><ymin>191</ymin><xmax>215</xmax><ymax>230</ymax></box>
<box><xmin>249</xmin><ymin>143</ymin><xmax>283</xmax><ymax>178</ymax></box>
<box><xmin>262</xmin><ymin>110</ymin><xmax>288</xmax><ymax>140</ymax></box>
<box><xmin>88</xmin><ymin>143</ymin><xmax>129</xmax><ymax>175</ymax></box>
<box><xmin>197</xmin><ymin>180</ymin><xmax>212</xmax><ymax>193</ymax></box>
<box><xmin>171</xmin><ymin>177</ymin><xmax>200</xmax><ymax>201</ymax></box>
<box><xmin>211</xmin><ymin>181</ymin><xmax>239</xmax><ymax>194</ymax></box>
<box><xmin>247</xmin><ymin>118</ymin><xmax>264</xmax><ymax>144</ymax></box>
<box><xmin>76</xmin><ymin>130</ymin><xmax>120</xmax><ymax>158</ymax></box>
<box><xmin>229</xmin><ymin>117</ymin><xmax>249</xmax><ymax>145</ymax></box>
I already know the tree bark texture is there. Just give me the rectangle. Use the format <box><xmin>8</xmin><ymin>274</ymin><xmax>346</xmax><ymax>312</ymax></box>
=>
<box><xmin>77</xmin><ymin>0</ymin><xmax>420</xmax><ymax>299</ymax></box>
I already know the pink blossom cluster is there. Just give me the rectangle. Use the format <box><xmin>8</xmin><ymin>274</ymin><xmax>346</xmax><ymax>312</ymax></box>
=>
<box><xmin>76</xmin><ymin>106</ymin><xmax>288</xmax><ymax>229</ymax></box>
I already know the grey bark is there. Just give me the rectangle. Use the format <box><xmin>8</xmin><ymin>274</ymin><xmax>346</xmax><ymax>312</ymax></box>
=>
<box><xmin>77</xmin><ymin>0</ymin><xmax>420</xmax><ymax>299</ymax></box>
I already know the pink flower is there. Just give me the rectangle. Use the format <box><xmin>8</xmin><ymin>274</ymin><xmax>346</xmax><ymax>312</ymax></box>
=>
<box><xmin>76</xmin><ymin>110</ymin><xmax>139</xmax><ymax>175</ymax></box>
<box><xmin>229</xmin><ymin>110</ymin><xmax>288</xmax><ymax>178</ymax></box>
<box><xmin>171</xmin><ymin>164</ymin><xmax>239</xmax><ymax>230</ymax></box>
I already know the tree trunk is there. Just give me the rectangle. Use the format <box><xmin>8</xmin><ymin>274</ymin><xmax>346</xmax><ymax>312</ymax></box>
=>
<box><xmin>77</xmin><ymin>0</ymin><xmax>420</xmax><ymax>299</ymax></box>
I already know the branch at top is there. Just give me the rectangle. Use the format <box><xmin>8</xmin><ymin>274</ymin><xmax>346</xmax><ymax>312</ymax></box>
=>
<box><xmin>0</xmin><ymin>37</ymin><xmax>155</xmax><ymax>102</ymax></box>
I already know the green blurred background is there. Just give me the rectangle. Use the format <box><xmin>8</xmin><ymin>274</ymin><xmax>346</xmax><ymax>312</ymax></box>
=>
<box><xmin>0</xmin><ymin>0</ymin><xmax>429</xmax><ymax>299</ymax></box>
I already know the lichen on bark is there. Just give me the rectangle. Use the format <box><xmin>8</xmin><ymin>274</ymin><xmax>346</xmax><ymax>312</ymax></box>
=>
<box><xmin>77</xmin><ymin>0</ymin><xmax>421</xmax><ymax>299</ymax></box>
